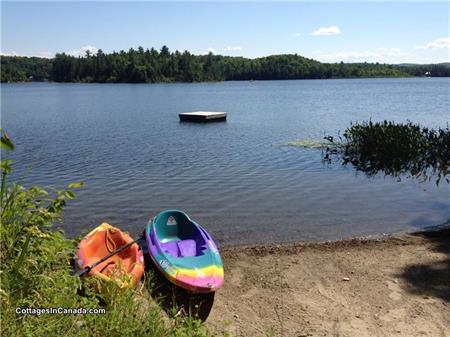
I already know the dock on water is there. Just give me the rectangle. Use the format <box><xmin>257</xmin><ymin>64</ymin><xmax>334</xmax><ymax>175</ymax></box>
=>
<box><xmin>179</xmin><ymin>111</ymin><xmax>227</xmax><ymax>122</ymax></box>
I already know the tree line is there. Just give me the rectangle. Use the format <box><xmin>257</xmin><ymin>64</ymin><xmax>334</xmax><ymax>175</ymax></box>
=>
<box><xmin>2</xmin><ymin>46</ymin><xmax>450</xmax><ymax>83</ymax></box>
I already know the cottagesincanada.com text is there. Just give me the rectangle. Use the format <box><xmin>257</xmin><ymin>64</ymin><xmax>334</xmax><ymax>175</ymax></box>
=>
<box><xmin>15</xmin><ymin>307</ymin><xmax>106</xmax><ymax>316</ymax></box>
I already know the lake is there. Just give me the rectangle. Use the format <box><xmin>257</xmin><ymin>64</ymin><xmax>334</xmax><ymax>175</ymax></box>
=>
<box><xmin>2</xmin><ymin>78</ymin><xmax>449</xmax><ymax>246</ymax></box>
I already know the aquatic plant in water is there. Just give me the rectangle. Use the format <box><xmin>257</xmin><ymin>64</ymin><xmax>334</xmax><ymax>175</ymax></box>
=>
<box><xmin>323</xmin><ymin>121</ymin><xmax>450</xmax><ymax>185</ymax></box>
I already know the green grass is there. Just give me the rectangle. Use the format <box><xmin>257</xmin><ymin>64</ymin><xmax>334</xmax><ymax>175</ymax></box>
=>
<box><xmin>0</xmin><ymin>131</ymin><xmax>219</xmax><ymax>337</ymax></box>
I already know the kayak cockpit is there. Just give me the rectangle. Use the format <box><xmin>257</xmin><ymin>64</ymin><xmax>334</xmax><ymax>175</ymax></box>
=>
<box><xmin>154</xmin><ymin>211</ymin><xmax>208</xmax><ymax>258</ymax></box>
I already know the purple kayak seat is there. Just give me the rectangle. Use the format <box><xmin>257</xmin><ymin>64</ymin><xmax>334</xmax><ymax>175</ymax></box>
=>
<box><xmin>160</xmin><ymin>239</ymin><xmax>198</xmax><ymax>258</ymax></box>
<box><xmin>177</xmin><ymin>239</ymin><xmax>197</xmax><ymax>257</ymax></box>
<box><xmin>161</xmin><ymin>241</ymin><xmax>179</xmax><ymax>257</ymax></box>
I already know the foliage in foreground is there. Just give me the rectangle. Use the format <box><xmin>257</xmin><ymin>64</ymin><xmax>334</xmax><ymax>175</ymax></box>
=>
<box><xmin>323</xmin><ymin>121</ymin><xmax>450</xmax><ymax>185</ymax></box>
<box><xmin>0</xmin><ymin>131</ymin><xmax>215</xmax><ymax>337</ymax></box>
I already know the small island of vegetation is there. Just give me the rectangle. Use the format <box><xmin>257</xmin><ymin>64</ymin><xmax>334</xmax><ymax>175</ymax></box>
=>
<box><xmin>2</xmin><ymin>46</ymin><xmax>450</xmax><ymax>83</ymax></box>
<box><xmin>289</xmin><ymin>121</ymin><xmax>450</xmax><ymax>186</ymax></box>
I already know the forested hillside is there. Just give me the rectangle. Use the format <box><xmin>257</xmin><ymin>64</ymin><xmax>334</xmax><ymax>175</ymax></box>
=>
<box><xmin>1</xmin><ymin>56</ymin><xmax>52</xmax><ymax>82</ymax></box>
<box><xmin>2</xmin><ymin>46</ymin><xmax>449</xmax><ymax>83</ymax></box>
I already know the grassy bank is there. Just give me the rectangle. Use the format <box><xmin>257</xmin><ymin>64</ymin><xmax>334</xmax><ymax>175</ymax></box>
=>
<box><xmin>0</xmin><ymin>132</ymin><xmax>217</xmax><ymax>337</ymax></box>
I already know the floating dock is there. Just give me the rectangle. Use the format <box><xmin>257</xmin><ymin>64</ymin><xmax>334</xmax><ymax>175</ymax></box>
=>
<box><xmin>179</xmin><ymin>111</ymin><xmax>227</xmax><ymax>122</ymax></box>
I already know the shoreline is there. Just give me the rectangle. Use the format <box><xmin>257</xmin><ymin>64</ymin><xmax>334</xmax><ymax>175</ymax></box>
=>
<box><xmin>218</xmin><ymin>222</ymin><xmax>450</xmax><ymax>252</ymax></box>
<box><xmin>2</xmin><ymin>75</ymin><xmax>448</xmax><ymax>85</ymax></box>
<box><xmin>207</xmin><ymin>227</ymin><xmax>450</xmax><ymax>337</ymax></box>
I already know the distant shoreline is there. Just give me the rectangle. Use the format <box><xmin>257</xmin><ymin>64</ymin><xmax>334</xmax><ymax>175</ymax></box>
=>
<box><xmin>2</xmin><ymin>50</ymin><xmax>449</xmax><ymax>83</ymax></box>
<box><xmin>2</xmin><ymin>75</ymin><xmax>449</xmax><ymax>85</ymax></box>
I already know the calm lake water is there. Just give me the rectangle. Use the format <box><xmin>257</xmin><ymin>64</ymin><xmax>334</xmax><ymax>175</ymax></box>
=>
<box><xmin>2</xmin><ymin>78</ymin><xmax>450</xmax><ymax>246</ymax></box>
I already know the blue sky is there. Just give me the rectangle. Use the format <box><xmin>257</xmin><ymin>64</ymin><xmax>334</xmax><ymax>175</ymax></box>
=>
<box><xmin>1</xmin><ymin>1</ymin><xmax>449</xmax><ymax>63</ymax></box>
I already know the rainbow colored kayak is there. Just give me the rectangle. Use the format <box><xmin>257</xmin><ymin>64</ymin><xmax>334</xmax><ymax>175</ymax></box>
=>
<box><xmin>145</xmin><ymin>210</ymin><xmax>224</xmax><ymax>293</ymax></box>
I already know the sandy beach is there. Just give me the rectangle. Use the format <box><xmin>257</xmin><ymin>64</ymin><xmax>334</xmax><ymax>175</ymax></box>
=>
<box><xmin>205</xmin><ymin>228</ymin><xmax>450</xmax><ymax>337</ymax></box>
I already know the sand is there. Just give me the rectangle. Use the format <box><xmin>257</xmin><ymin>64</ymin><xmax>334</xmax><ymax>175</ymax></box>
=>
<box><xmin>205</xmin><ymin>229</ymin><xmax>450</xmax><ymax>337</ymax></box>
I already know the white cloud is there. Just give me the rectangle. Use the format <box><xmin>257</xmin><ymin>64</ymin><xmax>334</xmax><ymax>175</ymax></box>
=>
<box><xmin>416</xmin><ymin>37</ymin><xmax>450</xmax><ymax>49</ymax></box>
<box><xmin>311</xmin><ymin>25</ymin><xmax>341</xmax><ymax>36</ymax></box>
<box><xmin>224</xmin><ymin>46</ymin><xmax>242</xmax><ymax>51</ymax></box>
<box><xmin>316</xmin><ymin>48</ymin><xmax>405</xmax><ymax>63</ymax></box>
<box><xmin>205</xmin><ymin>47</ymin><xmax>216</xmax><ymax>54</ymax></box>
<box><xmin>0</xmin><ymin>51</ymin><xmax>20</xmax><ymax>57</ymax></box>
<box><xmin>67</xmin><ymin>45</ymin><xmax>98</xmax><ymax>57</ymax></box>
<box><xmin>36</xmin><ymin>51</ymin><xmax>54</xmax><ymax>59</ymax></box>
<box><xmin>0</xmin><ymin>50</ymin><xmax>54</xmax><ymax>58</ymax></box>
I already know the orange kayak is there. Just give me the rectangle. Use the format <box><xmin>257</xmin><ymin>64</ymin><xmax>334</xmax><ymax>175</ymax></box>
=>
<box><xmin>75</xmin><ymin>223</ymin><xmax>144</xmax><ymax>289</ymax></box>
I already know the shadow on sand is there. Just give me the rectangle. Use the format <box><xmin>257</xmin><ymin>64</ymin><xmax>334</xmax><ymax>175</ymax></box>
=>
<box><xmin>399</xmin><ymin>226</ymin><xmax>450</xmax><ymax>302</ymax></box>
<box><xmin>143</xmin><ymin>253</ymin><xmax>215</xmax><ymax>321</ymax></box>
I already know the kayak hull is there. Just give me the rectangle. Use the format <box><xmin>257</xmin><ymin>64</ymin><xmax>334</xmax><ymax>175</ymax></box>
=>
<box><xmin>145</xmin><ymin>210</ymin><xmax>224</xmax><ymax>293</ymax></box>
<box><xmin>76</xmin><ymin>223</ymin><xmax>144</xmax><ymax>289</ymax></box>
